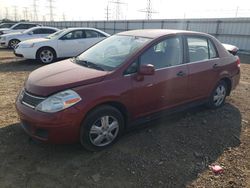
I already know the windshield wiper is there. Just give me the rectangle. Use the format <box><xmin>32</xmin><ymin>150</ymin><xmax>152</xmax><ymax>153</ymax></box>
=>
<box><xmin>72</xmin><ymin>58</ymin><xmax>105</xmax><ymax>71</ymax></box>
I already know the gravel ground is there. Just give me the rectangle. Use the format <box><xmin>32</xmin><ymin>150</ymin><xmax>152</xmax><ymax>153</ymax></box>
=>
<box><xmin>0</xmin><ymin>49</ymin><xmax>250</xmax><ymax>188</ymax></box>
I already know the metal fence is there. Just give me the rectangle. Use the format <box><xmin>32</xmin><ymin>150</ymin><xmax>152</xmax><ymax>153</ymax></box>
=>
<box><xmin>37</xmin><ymin>18</ymin><xmax>250</xmax><ymax>52</ymax></box>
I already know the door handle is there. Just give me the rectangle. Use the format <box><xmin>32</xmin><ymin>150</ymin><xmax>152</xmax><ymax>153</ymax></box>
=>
<box><xmin>176</xmin><ymin>71</ymin><xmax>186</xmax><ymax>77</ymax></box>
<box><xmin>213</xmin><ymin>64</ymin><xmax>218</xmax><ymax>69</ymax></box>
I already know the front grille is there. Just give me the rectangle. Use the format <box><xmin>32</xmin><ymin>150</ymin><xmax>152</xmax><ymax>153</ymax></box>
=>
<box><xmin>21</xmin><ymin>90</ymin><xmax>45</xmax><ymax>108</ymax></box>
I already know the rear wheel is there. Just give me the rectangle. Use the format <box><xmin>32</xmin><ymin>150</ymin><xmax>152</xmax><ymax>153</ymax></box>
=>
<box><xmin>207</xmin><ymin>80</ymin><xmax>228</xmax><ymax>109</ymax></box>
<box><xmin>37</xmin><ymin>47</ymin><xmax>56</xmax><ymax>64</ymax></box>
<box><xmin>80</xmin><ymin>105</ymin><xmax>124</xmax><ymax>151</ymax></box>
<box><xmin>8</xmin><ymin>39</ymin><xmax>20</xmax><ymax>49</ymax></box>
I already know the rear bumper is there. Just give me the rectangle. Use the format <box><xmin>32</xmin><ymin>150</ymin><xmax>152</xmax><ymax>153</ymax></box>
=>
<box><xmin>231</xmin><ymin>70</ymin><xmax>240</xmax><ymax>90</ymax></box>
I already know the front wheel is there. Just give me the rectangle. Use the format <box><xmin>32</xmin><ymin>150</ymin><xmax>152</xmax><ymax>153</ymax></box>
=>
<box><xmin>8</xmin><ymin>39</ymin><xmax>20</xmax><ymax>49</ymax></box>
<box><xmin>37</xmin><ymin>47</ymin><xmax>56</xmax><ymax>64</ymax></box>
<box><xmin>207</xmin><ymin>80</ymin><xmax>228</xmax><ymax>109</ymax></box>
<box><xmin>80</xmin><ymin>105</ymin><xmax>124</xmax><ymax>151</ymax></box>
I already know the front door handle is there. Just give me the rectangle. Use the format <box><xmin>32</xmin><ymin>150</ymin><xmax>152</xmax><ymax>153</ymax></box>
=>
<box><xmin>176</xmin><ymin>71</ymin><xmax>186</xmax><ymax>77</ymax></box>
<box><xmin>213</xmin><ymin>63</ymin><xmax>218</xmax><ymax>69</ymax></box>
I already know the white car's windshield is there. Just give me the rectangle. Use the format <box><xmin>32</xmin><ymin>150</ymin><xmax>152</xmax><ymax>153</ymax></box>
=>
<box><xmin>46</xmin><ymin>29</ymin><xmax>65</xmax><ymax>39</ymax></box>
<box><xmin>76</xmin><ymin>35</ymin><xmax>152</xmax><ymax>71</ymax></box>
<box><xmin>23</xmin><ymin>27</ymin><xmax>36</xmax><ymax>34</ymax></box>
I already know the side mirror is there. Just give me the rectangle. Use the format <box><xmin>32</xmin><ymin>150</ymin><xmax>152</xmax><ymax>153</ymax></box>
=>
<box><xmin>138</xmin><ymin>64</ymin><xmax>155</xmax><ymax>75</ymax></box>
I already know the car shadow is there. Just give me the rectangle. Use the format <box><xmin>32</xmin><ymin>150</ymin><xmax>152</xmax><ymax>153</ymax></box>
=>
<box><xmin>0</xmin><ymin>103</ymin><xmax>242</xmax><ymax>187</ymax></box>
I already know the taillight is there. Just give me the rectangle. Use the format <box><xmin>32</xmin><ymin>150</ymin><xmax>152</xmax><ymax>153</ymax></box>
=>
<box><xmin>236</xmin><ymin>58</ymin><xmax>240</xmax><ymax>68</ymax></box>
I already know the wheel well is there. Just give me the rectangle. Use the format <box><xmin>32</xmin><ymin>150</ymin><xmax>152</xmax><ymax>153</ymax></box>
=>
<box><xmin>36</xmin><ymin>46</ymin><xmax>57</xmax><ymax>59</ymax></box>
<box><xmin>221</xmin><ymin>77</ymin><xmax>232</xmax><ymax>96</ymax></box>
<box><xmin>88</xmin><ymin>101</ymin><xmax>129</xmax><ymax>125</ymax></box>
<box><xmin>8</xmin><ymin>39</ymin><xmax>20</xmax><ymax>45</ymax></box>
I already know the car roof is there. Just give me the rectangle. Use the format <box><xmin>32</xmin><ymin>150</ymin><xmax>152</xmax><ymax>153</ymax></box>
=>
<box><xmin>62</xmin><ymin>27</ymin><xmax>110</xmax><ymax>36</ymax></box>
<box><xmin>117</xmin><ymin>29</ymin><xmax>205</xmax><ymax>39</ymax></box>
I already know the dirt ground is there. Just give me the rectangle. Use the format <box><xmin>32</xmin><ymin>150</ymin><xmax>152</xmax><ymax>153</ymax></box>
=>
<box><xmin>0</xmin><ymin>48</ymin><xmax>250</xmax><ymax>188</ymax></box>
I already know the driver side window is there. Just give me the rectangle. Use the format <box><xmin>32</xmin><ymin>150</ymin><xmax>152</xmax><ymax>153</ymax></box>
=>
<box><xmin>140</xmin><ymin>37</ymin><xmax>182</xmax><ymax>69</ymax></box>
<box><xmin>61</xmin><ymin>30</ymin><xmax>86</xmax><ymax>40</ymax></box>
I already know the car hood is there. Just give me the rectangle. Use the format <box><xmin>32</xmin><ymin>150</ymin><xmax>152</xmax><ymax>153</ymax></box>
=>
<box><xmin>25</xmin><ymin>59</ymin><xmax>109</xmax><ymax>96</ymax></box>
<box><xmin>2</xmin><ymin>32</ymin><xmax>23</xmax><ymax>37</ymax></box>
<box><xmin>0</xmin><ymin>28</ymin><xmax>10</xmax><ymax>32</ymax></box>
<box><xmin>21</xmin><ymin>38</ymin><xmax>51</xmax><ymax>45</ymax></box>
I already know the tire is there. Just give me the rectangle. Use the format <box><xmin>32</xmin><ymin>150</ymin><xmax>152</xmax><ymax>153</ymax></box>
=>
<box><xmin>207</xmin><ymin>80</ymin><xmax>228</xmax><ymax>109</ymax></box>
<box><xmin>80</xmin><ymin>105</ymin><xmax>124</xmax><ymax>151</ymax></box>
<box><xmin>37</xmin><ymin>47</ymin><xmax>56</xmax><ymax>64</ymax></box>
<box><xmin>8</xmin><ymin>39</ymin><xmax>20</xmax><ymax>49</ymax></box>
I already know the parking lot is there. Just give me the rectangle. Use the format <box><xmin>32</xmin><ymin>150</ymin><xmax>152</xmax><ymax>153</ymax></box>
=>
<box><xmin>0</xmin><ymin>48</ymin><xmax>250</xmax><ymax>187</ymax></box>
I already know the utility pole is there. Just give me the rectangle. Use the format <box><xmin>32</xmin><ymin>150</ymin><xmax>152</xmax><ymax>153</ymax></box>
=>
<box><xmin>110</xmin><ymin>0</ymin><xmax>126</xmax><ymax>20</ymax></box>
<box><xmin>104</xmin><ymin>5</ymin><xmax>111</xmax><ymax>21</ymax></box>
<box><xmin>138</xmin><ymin>0</ymin><xmax>158</xmax><ymax>20</ymax></box>
<box><xmin>33</xmin><ymin>0</ymin><xmax>38</xmax><ymax>21</ymax></box>
<box><xmin>47</xmin><ymin>0</ymin><xmax>55</xmax><ymax>21</ymax></box>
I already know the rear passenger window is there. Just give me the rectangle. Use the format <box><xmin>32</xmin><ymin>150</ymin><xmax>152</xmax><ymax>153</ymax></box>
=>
<box><xmin>187</xmin><ymin>37</ymin><xmax>218</xmax><ymax>62</ymax></box>
<box><xmin>208</xmin><ymin>40</ymin><xmax>218</xmax><ymax>58</ymax></box>
<box><xmin>140</xmin><ymin>37</ymin><xmax>182</xmax><ymax>69</ymax></box>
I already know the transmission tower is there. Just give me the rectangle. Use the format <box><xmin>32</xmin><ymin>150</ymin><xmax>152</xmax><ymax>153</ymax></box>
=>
<box><xmin>5</xmin><ymin>7</ymin><xmax>9</xmax><ymax>19</ymax></box>
<box><xmin>23</xmin><ymin>7</ymin><xmax>29</xmax><ymax>21</ymax></box>
<box><xmin>110</xmin><ymin>0</ymin><xmax>126</xmax><ymax>20</ymax></box>
<box><xmin>62</xmin><ymin>13</ymin><xmax>66</xmax><ymax>21</ymax></box>
<box><xmin>138</xmin><ymin>0</ymin><xmax>158</xmax><ymax>20</ymax></box>
<box><xmin>47</xmin><ymin>0</ymin><xmax>55</xmax><ymax>21</ymax></box>
<box><xmin>32</xmin><ymin>0</ymin><xmax>38</xmax><ymax>21</ymax></box>
<box><xmin>104</xmin><ymin>5</ymin><xmax>111</xmax><ymax>21</ymax></box>
<box><xmin>13</xmin><ymin>6</ymin><xmax>18</xmax><ymax>21</ymax></box>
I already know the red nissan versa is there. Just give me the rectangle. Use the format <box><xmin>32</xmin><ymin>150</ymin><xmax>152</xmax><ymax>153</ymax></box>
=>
<box><xmin>16</xmin><ymin>29</ymin><xmax>240</xmax><ymax>151</ymax></box>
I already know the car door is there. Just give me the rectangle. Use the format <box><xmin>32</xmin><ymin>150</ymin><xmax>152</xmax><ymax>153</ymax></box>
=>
<box><xmin>185</xmin><ymin>35</ymin><xmax>221</xmax><ymax>101</ymax></box>
<box><xmin>129</xmin><ymin>36</ymin><xmax>188</xmax><ymax>118</ymax></box>
<box><xmin>57</xmin><ymin>30</ymin><xmax>86</xmax><ymax>57</ymax></box>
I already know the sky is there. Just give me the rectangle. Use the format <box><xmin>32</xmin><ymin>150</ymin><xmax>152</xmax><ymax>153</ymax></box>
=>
<box><xmin>0</xmin><ymin>0</ymin><xmax>250</xmax><ymax>21</ymax></box>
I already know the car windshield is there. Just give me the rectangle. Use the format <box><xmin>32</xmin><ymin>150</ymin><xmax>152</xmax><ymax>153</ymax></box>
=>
<box><xmin>46</xmin><ymin>29</ymin><xmax>65</xmax><ymax>39</ymax></box>
<box><xmin>22</xmin><ymin>27</ymin><xmax>36</xmax><ymax>34</ymax></box>
<box><xmin>76</xmin><ymin>35</ymin><xmax>152</xmax><ymax>71</ymax></box>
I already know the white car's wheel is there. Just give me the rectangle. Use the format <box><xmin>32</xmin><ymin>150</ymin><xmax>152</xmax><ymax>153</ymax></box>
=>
<box><xmin>8</xmin><ymin>39</ymin><xmax>20</xmax><ymax>49</ymax></box>
<box><xmin>37</xmin><ymin>47</ymin><xmax>56</xmax><ymax>64</ymax></box>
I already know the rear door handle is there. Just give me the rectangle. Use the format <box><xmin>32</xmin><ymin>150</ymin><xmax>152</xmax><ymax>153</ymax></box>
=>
<box><xmin>176</xmin><ymin>71</ymin><xmax>186</xmax><ymax>77</ymax></box>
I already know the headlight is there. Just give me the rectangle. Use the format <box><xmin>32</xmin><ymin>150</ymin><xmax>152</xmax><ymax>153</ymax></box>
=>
<box><xmin>35</xmin><ymin>90</ymin><xmax>81</xmax><ymax>113</ymax></box>
<box><xmin>19</xmin><ymin>43</ymin><xmax>35</xmax><ymax>48</ymax></box>
<box><xmin>0</xmin><ymin>36</ymin><xmax>6</xmax><ymax>41</ymax></box>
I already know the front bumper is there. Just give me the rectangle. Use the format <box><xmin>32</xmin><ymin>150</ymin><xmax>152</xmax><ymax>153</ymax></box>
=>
<box><xmin>15</xmin><ymin>96</ymin><xmax>84</xmax><ymax>144</ymax></box>
<box><xmin>14</xmin><ymin>46</ymin><xmax>37</xmax><ymax>59</ymax></box>
<box><xmin>0</xmin><ymin>41</ymin><xmax>8</xmax><ymax>47</ymax></box>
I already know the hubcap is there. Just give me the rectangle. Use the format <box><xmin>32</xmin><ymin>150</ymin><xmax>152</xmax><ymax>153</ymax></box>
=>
<box><xmin>40</xmin><ymin>50</ymin><xmax>53</xmax><ymax>63</ymax></box>
<box><xmin>213</xmin><ymin>85</ymin><xmax>226</xmax><ymax>106</ymax></box>
<box><xmin>89</xmin><ymin>116</ymin><xmax>119</xmax><ymax>147</ymax></box>
<box><xmin>10</xmin><ymin>40</ymin><xmax>19</xmax><ymax>48</ymax></box>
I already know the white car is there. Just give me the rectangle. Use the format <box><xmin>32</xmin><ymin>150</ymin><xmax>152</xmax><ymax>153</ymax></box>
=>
<box><xmin>0</xmin><ymin>26</ymin><xmax>59</xmax><ymax>49</ymax></box>
<box><xmin>0</xmin><ymin>22</ymin><xmax>40</xmax><ymax>36</ymax></box>
<box><xmin>0</xmin><ymin>22</ymin><xmax>16</xmax><ymax>29</ymax></box>
<box><xmin>14</xmin><ymin>28</ymin><xmax>110</xmax><ymax>63</ymax></box>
